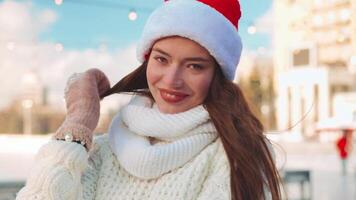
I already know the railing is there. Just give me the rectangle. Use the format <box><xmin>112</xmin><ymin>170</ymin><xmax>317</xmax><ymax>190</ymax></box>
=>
<box><xmin>281</xmin><ymin>170</ymin><xmax>312</xmax><ymax>200</ymax></box>
<box><xmin>0</xmin><ymin>181</ymin><xmax>25</xmax><ymax>200</ymax></box>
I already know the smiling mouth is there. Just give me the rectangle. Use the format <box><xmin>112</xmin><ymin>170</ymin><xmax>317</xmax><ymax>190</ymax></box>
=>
<box><xmin>159</xmin><ymin>89</ymin><xmax>189</xmax><ymax>103</ymax></box>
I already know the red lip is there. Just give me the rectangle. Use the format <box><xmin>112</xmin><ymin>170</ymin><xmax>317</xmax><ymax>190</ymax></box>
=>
<box><xmin>159</xmin><ymin>88</ymin><xmax>189</xmax><ymax>103</ymax></box>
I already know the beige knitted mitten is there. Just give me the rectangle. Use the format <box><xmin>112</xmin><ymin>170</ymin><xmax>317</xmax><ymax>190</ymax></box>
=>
<box><xmin>53</xmin><ymin>68</ymin><xmax>111</xmax><ymax>150</ymax></box>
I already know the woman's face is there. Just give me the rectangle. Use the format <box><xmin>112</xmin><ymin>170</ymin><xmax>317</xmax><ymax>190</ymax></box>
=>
<box><xmin>146</xmin><ymin>36</ymin><xmax>216</xmax><ymax>114</ymax></box>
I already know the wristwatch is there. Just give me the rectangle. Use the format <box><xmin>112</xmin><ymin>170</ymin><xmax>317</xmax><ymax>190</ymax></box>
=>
<box><xmin>62</xmin><ymin>132</ymin><xmax>87</xmax><ymax>148</ymax></box>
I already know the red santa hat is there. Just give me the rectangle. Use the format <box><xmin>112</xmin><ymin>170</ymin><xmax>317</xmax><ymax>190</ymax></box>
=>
<box><xmin>136</xmin><ymin>0</ymin><xmax>243</xmax><ymax>80</ymax></box>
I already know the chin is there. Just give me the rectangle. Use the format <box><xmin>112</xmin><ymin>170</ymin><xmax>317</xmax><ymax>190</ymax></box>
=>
<box><xmin>158</xmin><ymin>107</ymin><xmax>182</xmax><ymax>114</ymax></box>
<box><xmin>157</xmin><ymin>104</ymin><xmax>189</xmax><ymax>114</ymax></box>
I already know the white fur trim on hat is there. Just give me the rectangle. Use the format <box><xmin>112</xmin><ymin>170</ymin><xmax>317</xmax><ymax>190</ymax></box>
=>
<box><xmin>136</xmin><ymin>0</ymin><xmax>243</xmax><ymax>80</ymax></box>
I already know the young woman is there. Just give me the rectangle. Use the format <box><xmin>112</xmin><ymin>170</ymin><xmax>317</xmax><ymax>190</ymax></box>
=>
<box><xmin>17</xmin><ymin>0</ymin><xmax>282</xmax><ymax>199</ymax></box>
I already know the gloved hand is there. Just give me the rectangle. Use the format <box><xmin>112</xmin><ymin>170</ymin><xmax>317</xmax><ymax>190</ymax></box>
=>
<box><xmin>53</xmin><ymin>68</ymin><xmax>111</xmax><ymax>150</ymax></box>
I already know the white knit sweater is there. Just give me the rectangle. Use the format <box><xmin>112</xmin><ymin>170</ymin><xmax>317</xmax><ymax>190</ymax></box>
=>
<box><xmin>16</xmin><ymin>135</ymin><xmax>230</xmax><ymax>200</ymax></box>
<box><xmin>16</xmin><ymin>95</ymin><xmax>273</xmax><ymax>200</ymax></box>
<box><xmin>16</xmin><ymin>95</ymin><xmax>233</xmax><ymax>200</ymax></box>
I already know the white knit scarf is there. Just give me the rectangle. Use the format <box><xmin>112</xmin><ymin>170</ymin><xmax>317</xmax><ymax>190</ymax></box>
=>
<box><xmin>108</xmin><ymin>96</ymin><xmax>218</xmax><ymax>179</ymax></box>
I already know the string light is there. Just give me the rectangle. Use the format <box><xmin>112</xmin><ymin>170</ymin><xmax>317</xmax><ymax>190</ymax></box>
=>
<box><xmin>55</xmin><ymin>43</ymin><xmax>64</xmax><ymax>52</ymax></box>
<box><xmin>62</xmin><ymin>0</ymin><xmax>153</xmax><ymax>13</ymax></box>
<box><xmin>247</xmin><ymin>25</ymin><xmax>257</xmax><ymax>35</ymax></box>
<box><xmin>54</xmin><ymin>0</ymin><xmax>63</xmax><ymax>6</ymax></box>
<box><xmin>128</xmin><ymin>9</ymin><xmax>138</xmax><ymax>21</ymax></box>
<box><xmin>3</xmin><ymin>1</ymin><xmax>254</xmax><ymax>48</ymax></box>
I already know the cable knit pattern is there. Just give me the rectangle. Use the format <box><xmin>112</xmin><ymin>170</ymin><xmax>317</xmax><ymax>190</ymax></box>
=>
<box><xmin>108</xmin><ymin>97</ymin><xmax>218</xmax><ymax>179</ymax></box>
<box><xmin>122</xmin><ymin>105</ymin><xmax>210</xmax><ymax>140</ymax></box>
<box><xmin>16</xmin><ymin>141</ymin><xmax>88</xmax><ymax>200</ymax></box>
<box><xmin>17</xmin><ymin>135</ymin><xmax>231</xmax><ymax>200</ymax></box>
<box><xmin>197</xmin><ymin>142</ymin><xmax>231</xmax><ymax>200</ymax></box>
<box><xmin>53</xmin><ymin>121</ymin><xmax>93</xmax><ymax>150</ymax></box>
<box><xmin>15</xmin><ymin>97</ymin><xmax>273</xmax><ymax>199</ymax></box>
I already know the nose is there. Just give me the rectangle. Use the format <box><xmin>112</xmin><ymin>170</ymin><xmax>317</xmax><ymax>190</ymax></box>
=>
<box><xmin>163</xmin><ymin>65</ymin><xmax>184</xmax><ymax>89</ymax></box>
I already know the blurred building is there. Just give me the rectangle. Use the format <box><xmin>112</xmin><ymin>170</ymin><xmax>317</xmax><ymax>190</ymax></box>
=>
<box><xmin>236</xmin><ymin>52</ymin><xmax>277</xmax><ymax>130</ymax></box>
<box><xmin>274</xmin><ymin>0</ymin><xmax>356</xmax><ymax>137</ymax></box>
<box><xmin>333</xmin><ymin>92</ymin><xmax>356</xmax><ymax>119</ymax></box>
<box><xmin>0</xmin><ymin>70</ymin><xmax>67</xmax><ymax>135</ymax></box>
<box><xmin>18</xmin><ymin>70</ymin><xmax>44</xmax><ymax>134</ymax></box>
<box><xmin>20</xmin><ymin>70</ymin><xmax>45</xmax><ymax>106</ymax></box>
<box><xmin>0</xmin><ymin>69</ymin><xmax>130</xmax><ymax>135</ymax></box>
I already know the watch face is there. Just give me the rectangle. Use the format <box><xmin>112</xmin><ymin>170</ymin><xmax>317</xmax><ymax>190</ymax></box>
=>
<box><xmin>64</xmin><ymin>132</ymin><xmax>74</xmax><ymax>142</ymax></box>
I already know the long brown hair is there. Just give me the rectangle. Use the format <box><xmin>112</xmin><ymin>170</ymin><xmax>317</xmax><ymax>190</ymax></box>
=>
<box><xmin>100</xmin><ymin>61</ymin><xmax>282</xmax><ymax>200</ymax></box>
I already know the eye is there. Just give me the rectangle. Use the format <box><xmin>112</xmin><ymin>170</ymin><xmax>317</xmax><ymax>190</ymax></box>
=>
<box><xmin>188</xmin><ymin>64</ymin><xmax>204</xmax><ymax>71</ymax></box>
<box><xmin>154</xmin><ymin>56</ymin><xmax>168</xmax><ymax>64</ymax></box>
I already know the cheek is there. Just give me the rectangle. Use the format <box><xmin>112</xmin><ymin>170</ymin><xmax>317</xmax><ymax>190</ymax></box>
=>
<box><xmin>192</xmin><ymin>75</ymin><xmax>214</xmax><ymax>100</ymax></box>
<box><xmin>146</xmin><ymin>61</ymin><xmax>159</xmax><ymax>87</ymax></box>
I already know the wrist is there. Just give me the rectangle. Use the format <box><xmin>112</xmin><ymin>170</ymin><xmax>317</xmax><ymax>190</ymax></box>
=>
<box><xmin>53</xmin><ymin>121</ymin><xmax>93</xmax><ymax>150</ymax></box>
<box><xmin>55</xmin><ymin>132</ymin><xmax>88</xmax><ymax>150</ymax></box>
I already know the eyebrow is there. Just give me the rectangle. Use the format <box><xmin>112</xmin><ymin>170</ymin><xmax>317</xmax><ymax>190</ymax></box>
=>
<box><xmin>152</xmin><ymin>47</ymin><xmax>212</xmax><ymax>63</ymax></box>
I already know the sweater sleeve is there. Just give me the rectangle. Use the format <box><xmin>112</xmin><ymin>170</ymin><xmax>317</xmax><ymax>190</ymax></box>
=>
<box><xmin>16</xmin><ymin>137</ymin><xmax>104</xmax><ymax>200</ymax></box>
<box><xmin>196</xmin><ymin>142</ymin><xmax>231</xmax><ymax>200</ymax></box>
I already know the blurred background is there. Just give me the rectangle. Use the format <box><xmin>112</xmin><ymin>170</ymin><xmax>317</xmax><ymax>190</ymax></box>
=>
<box><xmin>0</xmin><ymin>0</ymin><xmax>355</xmax><ymax>199</ymax></box>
